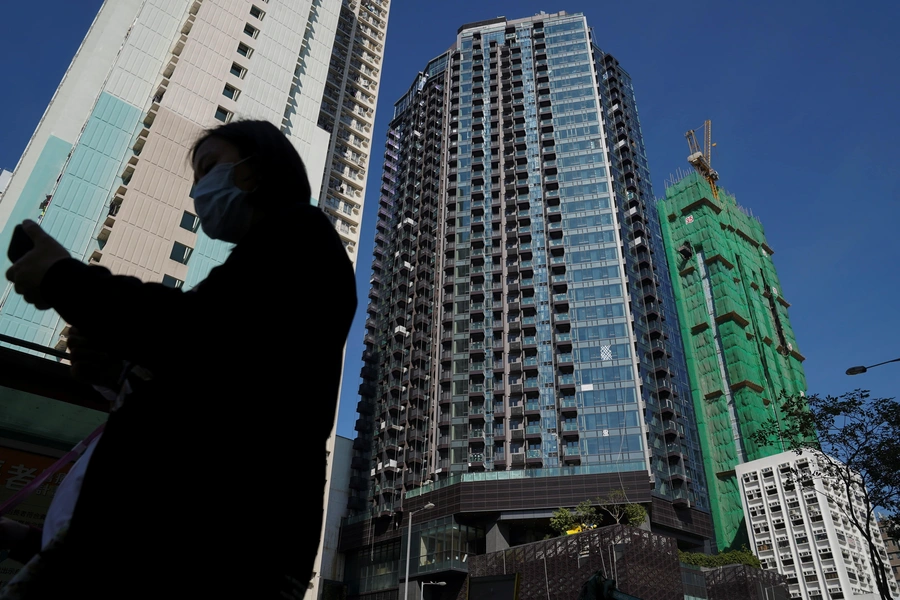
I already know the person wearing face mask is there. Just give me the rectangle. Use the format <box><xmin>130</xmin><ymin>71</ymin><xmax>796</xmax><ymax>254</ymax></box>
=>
<box><xmin>1</xmin><ymin>120</ymin><xmax>356</xmax><ymax>598</ymax></box>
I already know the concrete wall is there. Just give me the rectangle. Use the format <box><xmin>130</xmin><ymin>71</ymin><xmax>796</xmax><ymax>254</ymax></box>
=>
<box><xmin>306</xmin><ymin>435</ymin><xmax>353</xmax><ymax>599</ymax></box>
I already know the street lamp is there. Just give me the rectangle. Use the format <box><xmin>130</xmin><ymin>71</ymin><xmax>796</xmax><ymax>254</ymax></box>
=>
<box><xmin>404</xmin><ymin>502</ymin><xmax>435</xmax><ymax>600</ymax></box>
<box><xmin>845</xmin><ymin>357</ymin><xmax>900</xmax><ymax>375</ymax></box>
<box><xmin>422</xmin><ymin>581</ymin><xmax>447</xmax><ymax>598</ymax></box>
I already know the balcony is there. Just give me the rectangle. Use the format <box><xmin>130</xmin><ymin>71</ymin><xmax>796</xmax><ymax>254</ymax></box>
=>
<box><xmin>648</xmin><ymin>339</ymin><xmax>668</xmax><ymax>357</ymax></box>
<box><xmin>660</xmin><ymin>398</ymin><xmax>676</xmax><ymax>418</ymax></box>
<box><xmin>562</xmin><ymin>453</ymin><xmax>581</xmax><ymax>465</ymax></box>
<box><xmin>561</xmin><ymin>423</ymin><xmax>579</xmax><ymax>438</ymax></box>
<box><xmin>662</xmin><ymin>419</ymin><xmax>679</xmax><ymax>440</ymax></box>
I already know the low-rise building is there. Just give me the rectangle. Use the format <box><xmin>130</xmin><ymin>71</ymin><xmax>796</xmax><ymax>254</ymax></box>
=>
<box><xmin>737</xmin><ymin>450</ymin><xmax>899</xmax><ymax>599</ymax></box>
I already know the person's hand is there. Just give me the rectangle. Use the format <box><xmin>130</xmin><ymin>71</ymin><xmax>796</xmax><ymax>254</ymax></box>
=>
<box><xmin>0</xmin><ymin>518</ymin><xmax>30</xmax><ymax>551</ymax></box>
<box><xmin>5</xmin><ymin>220</ymin><xmax>71</xmax><ymax>310</ymax></box>
<box><xmin>67</xmin><ymin>327</ymin><xmax>123</xmax><ymax>388</ymax></box>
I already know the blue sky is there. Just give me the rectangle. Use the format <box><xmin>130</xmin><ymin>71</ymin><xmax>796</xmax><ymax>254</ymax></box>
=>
<box><xmin>2</xmin><ymin>1</ymin><xmax>899</xmax><ymax>440</ymax></box>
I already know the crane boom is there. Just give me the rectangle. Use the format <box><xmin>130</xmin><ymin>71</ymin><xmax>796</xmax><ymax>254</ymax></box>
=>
<box><xmin>685</xmin><ymin>119</ymin><xmax>719</xmax><ymax>200</ymax></box>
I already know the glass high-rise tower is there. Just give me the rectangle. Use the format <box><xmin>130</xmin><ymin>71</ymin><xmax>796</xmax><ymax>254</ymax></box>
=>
<box><xmin>342</xmin><ymin>11</ymin><xmax>712</xmax><ymax>598</ymax></box>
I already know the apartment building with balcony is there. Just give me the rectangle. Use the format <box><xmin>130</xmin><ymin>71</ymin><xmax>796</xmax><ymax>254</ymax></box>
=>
<box><xmin>0</xmin><ymin>2</ymin><xmax>390</xmax><ymax>597</ymax></box>
<box><xmin>341</xmin><ymin>11</ymin><xmax>712</xmax><ymax>599</ymax></box>
<box><xmin>0</xmin><ymin>0</ymin><xmax>389</xmax><ymax>349</ymax></box>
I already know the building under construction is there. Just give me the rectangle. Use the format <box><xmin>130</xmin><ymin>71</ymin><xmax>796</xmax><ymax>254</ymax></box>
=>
<box><xmin>657</xmin><ymin>169</ymin><xmax>807</xmax><ymax>552</ymax></box>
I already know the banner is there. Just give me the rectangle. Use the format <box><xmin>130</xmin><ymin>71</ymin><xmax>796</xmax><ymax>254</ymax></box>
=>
<box><xmin>0</xmin><ymin>446</ymin><xmax>74</xmax><ymax>586</ymax></box>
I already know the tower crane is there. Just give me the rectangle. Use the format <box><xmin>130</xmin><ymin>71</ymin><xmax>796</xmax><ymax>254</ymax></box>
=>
<box><xmin>685</xmin><ymin>120</ymin><xmax>719</xmax><ymax>200</ymax></box>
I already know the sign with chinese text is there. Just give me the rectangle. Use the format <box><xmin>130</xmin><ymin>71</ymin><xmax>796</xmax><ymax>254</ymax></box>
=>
<box><xmin>0</xmin><ymin>446</ymin><xmax>73</xmax><ymax>586</ymax></box>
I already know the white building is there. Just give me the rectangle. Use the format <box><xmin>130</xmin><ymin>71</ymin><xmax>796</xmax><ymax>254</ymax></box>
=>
<box><xmin>0</xmin><ymin>1</ymin><xmax>390</xmax><ymax>597</ymax></box>
<box><xmin>0</xmin><ymin>170</ymin><xmax>11</xmax><ymax>198</ymax></box>
<box><xmin>737</xmin><ymin>450</ymin><xmax>900</xmax><ymax>600</ymax></box>
<box><xmin>307</xmin><ymin>435</ymin><xmax>353</xmax><ymax>599</ymax></box>
<box><xmin>0</xmin><ymin>0</ymin><xmax>387</xmax><ymax>349</ymax></box>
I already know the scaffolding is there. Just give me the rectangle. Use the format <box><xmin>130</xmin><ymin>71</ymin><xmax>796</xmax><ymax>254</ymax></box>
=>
<box><xmin>656</xmin><ymin>173</ymin><xmax>807</xmax><ymax>552</ymax></box>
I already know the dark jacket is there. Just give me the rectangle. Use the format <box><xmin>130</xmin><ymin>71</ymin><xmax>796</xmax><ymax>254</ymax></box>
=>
<box><xmin>22</xmin><ymin>203</ymin><xmax>356</xmax><ymax>597</ymax></box>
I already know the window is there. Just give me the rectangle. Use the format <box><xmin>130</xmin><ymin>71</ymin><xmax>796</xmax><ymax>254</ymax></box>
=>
<box><xmin>222</xmin><ymin>84</ymin><xmax>240</xmax><ymax>100</ymax></box>
<box><xmin>170</xmin><ymin>242</ymin><xmax>193</xmax><ymax>265</ymax></box>
<box><xmin>179</xmin><ymin>211</ymin><xmax>199</xmax><ymax>232</ymax></box>
<box><xmin>162</xmin><ymin>275</ymin><xmax>184</xmax><ymax>289</ymax></box>
<box><xmin>237</xmin><ymin>42</ymin><xmax>253</xmax><ymax>58</ymax></box>
<box><xmin>244</xmin><ymin>23</ymin><xmax>259</xmax><ymax>38</ymax></box>
<box><xmin>249</xmin><ymin>5</ymin><xmax>265</xmax><ymax>20</ymax></box>
<box><xmin>230</xmin><ymin>62</ymin><xmax>246</xmax><ymax>79</ymax></box>
<box><xmin>214</xmin><ymin>106</ymin><xmax>232</xmax><ymax>123</ymax></box>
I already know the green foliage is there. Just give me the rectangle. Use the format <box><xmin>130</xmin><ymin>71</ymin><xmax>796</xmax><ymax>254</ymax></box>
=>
<box><xmin>596</xmin><ymin>489</ymin><xmax>646</xmax><ymax>526</ymax></box>
<box><xmin>678</xmin><ymin>546</ymin><xmax>761</xmax><ymax>569</ymax></box>
<box><xmin>575</xmin><ymin>499</ymin><xmax>598</xmax><ymax>528</ymax></box>
<box><xmin>623</xmin><ymin>502</ymin><xmax>647</xmax><ymax>527</ymax></box>
<box><xmin>751</xmin><ymin>389</ymin><xmax>900</xmax><ymax>600</ymax></box>
<box><xmin>551</xmin><ymin>492</ymin><xmax>648</xmax><ymax>538</ymax></box>
<box><xmin>550</xmin><ymin>507</ymin><xmax>577</xmax><ymax>535</ymax></box>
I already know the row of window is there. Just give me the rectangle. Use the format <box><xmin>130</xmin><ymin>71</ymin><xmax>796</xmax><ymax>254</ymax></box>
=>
<box><xmin>160</xmin><ymin>211</ymin><xmax>201</xmax><ymax>288</ymax></box>
<box><xmin>162</xmin><ymin>6</ymin><xmax>273</xmax><ymax>285</ymax></box>
<box><xmin>214</xmin><ymin>5</ymin><xmax>267</xmax><ymax>123</ymax></box>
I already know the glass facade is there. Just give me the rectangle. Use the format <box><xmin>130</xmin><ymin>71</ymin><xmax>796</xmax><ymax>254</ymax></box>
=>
<box><xmin>345</xmin><ymin>12</ymin><xmax>712</xmax><ymax>596</ymax></box>
<box><xmin>406</xmin><ymin>516</ymin><xmax>484</xmax><ymax>577</ymax></box>
<box><xmin>592</xmin><ymin>41</ymin><xmax>709</xmax><ymax>511</ymax></box>
<box><xmin>351</xmin><ymin>9</ymin><xmax>709</xmax><ymax>514</ymax></box>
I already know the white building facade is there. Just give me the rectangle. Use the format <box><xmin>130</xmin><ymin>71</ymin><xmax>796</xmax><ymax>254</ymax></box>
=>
<box><xmin>0</xmin><ymin>0</ymin><xmax>387</xmax><ymax>349</ymax></box>
<box><xmin>0</xmin><ymin>170</ymin><xmax>11</xmax><ymax>198</ymax></box>
<box><xmin>737</xmin><ymin>451</ymin><xmax>900</xmax><ymax>600</ymax></box>
<box><xmin>0</xmin><ymin>1</ymin><xmax>389</xmax><ymax>597</ymax></box>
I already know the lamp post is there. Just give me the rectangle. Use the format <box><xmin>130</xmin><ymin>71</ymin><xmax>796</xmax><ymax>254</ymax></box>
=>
<box><xmin>422</xmin><ymin>581</ymin><xmax>447</xmax><ymax>599</ymax></box>
<box><xmin>404</xmin><ymin>502</ymin><xmax>435</xmax><ymax>600</ymax></box>
<box><xmin>845</xmin><ymin>357</ymin><xmax>900</xmax><ymax>375</ymax></box>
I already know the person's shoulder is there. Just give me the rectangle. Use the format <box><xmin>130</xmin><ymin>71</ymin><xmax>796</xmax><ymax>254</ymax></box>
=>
<box><xmin>259</xmin><ymin>204</ymin><xmax>352</xmax><ymax>270</ymax></box>
<box><xmin>296</xmin><ymin>204</ymin><xmax>348</xmax><ymax>252</ymax></box>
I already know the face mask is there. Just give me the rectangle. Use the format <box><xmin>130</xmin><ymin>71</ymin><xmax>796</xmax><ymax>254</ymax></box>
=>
<box><xmin>189</xmin><ymin>158</ymin><xmax>255</xmax><ymax>243</ymax></box>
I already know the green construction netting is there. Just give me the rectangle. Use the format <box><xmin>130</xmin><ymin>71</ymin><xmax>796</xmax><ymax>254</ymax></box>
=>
<box><xmin>657</xmin><ymin>173</ymin><xmax>807</xmax><ymax>551</ymax></box>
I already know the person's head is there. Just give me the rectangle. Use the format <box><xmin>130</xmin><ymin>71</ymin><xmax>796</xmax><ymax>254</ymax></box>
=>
<box><xmin>189</xmin><ymin>120</ymin><xmax>311</xmax><ymax>242</ymax></box>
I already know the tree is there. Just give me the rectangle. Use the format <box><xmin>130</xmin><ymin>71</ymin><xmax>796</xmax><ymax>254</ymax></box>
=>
<box><xmin>550</xmin><ymin>507</ymin><xmax>578</xmax><ymax>536</ymax></box>
<box><xmin>575</xmin><ymin>499</ymin><xmax>599</xmax><ymax>529</ymax></box>
<box><xmin>751</xmin><ymin>389</ymin><xmax>900</xmax><ymax>600</ymax></box>
<box><xmin>596</xmin><ymin>490</ymin><xmax>647</xmax><ymax>527</ymax></box>
<box><xmin>679</xmin><ymin>545</ymin><xmax>761</xmax><ymax>569</ymax></box>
